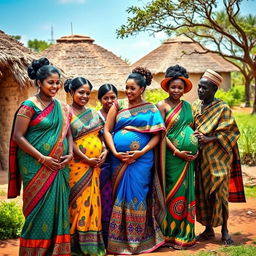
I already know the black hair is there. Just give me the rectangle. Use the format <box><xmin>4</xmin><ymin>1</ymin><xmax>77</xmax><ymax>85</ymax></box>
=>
<box><xmin>126</xmin><ymin>67</ymin><xmax>153</xmax><ymax>88</ymax></box>
<box><xmin>27</xmin><ymin>57</ymin><xmax>60</xmax><ymax>86</ymax></box>
<box><xmin>165</xmin><ymin>64</ymin><xmax>189</xmax><ymax>87</ymax></box>
<box><xmin>64</xmin><ymin>77</ymin><xmax>93</xmax><ymax>93</ymax></box>
<box><xmin>98</xmin><ymin>84</ymin><xmax>118</xmax><ymax>100</ymax></box>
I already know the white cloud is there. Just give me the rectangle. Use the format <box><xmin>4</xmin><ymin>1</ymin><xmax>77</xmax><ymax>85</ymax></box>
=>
<box><xmin>57</xmin><ymin>0</ymin><xmax>86</xmax><ymax>4</ymax></box>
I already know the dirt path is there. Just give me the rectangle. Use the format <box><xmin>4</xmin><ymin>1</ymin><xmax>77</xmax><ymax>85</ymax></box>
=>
<box><xmin>0</xmin><ymin>198</ymin><xmax>255</xmax><ymax>256</ymax></box>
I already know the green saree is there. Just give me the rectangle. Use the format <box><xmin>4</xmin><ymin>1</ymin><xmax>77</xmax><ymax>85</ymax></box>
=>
<box><xmin>164</xmin><ymin>100</ymin><xmax>198</xmax><ymax>248</ymax></box>
<box><xmin>8</xmin><ymin>97</ymin><xmax>72</xmax><ymax>256</ymax></box>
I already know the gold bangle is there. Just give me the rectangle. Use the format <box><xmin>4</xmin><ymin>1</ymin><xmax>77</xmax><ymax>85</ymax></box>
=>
<box><xmin>173</xmin><ymin>149</ymin><xmax>178</xmax><ymax>156</ymax></box>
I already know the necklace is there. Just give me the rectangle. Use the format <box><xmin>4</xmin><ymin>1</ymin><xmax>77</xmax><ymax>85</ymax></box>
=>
<box><xmin>71</xmin><ymin>104</ymin><xmax>86</xmax><ymax>116</ymax></box>
<box><xmin>36</xmin><ymin>94</ymin><xmax>53</xmax><ymax>108</ymax></box>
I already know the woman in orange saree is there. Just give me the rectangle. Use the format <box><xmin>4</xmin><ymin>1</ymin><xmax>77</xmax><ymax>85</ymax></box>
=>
<box><xmin>8</xmin><ymin>58</ymin><xmax>73</xmax><ymax>256</ymax></box>
<box><xmin>64</xmin><ymin>77</ymin><xmax>107</xmax><ymax>256</ymax></box>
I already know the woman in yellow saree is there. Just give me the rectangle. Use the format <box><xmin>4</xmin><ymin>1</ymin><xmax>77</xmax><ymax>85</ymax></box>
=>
<box><xmin>8</xmin><ymin>58</ymin><xmax>73</xmax><ymax>256</ymax></box>
<box><xmin>64</xmin><ymin>77</ymin><xmax>107</xmax><ymax>256</ymax></box>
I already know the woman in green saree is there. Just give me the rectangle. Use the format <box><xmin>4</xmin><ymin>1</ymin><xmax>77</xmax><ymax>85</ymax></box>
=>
<box><xmin>157</xmin><ymin>65</ymin><xmax>198</xmax><ymax>249</ymax></box>
<box><xmin>8</xmin><ymin>58</ymin><xmax>73</xmax><ymax>256</ymax></box>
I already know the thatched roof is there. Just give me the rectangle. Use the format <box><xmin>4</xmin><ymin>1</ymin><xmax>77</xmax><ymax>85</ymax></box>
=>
<box><xmin>42</xmin><ymin>34</ymin><xmax>131</xmax><ymax>91</ymax></box>
<box><xmin>0</xmin><ymin>30</ymin><xmax>35</xmax><ymax>87</ymax></box>
<box><xmin>132</xmin><ymin>36</ymin><xmax>239</xmax><ymax>75</ymax></box>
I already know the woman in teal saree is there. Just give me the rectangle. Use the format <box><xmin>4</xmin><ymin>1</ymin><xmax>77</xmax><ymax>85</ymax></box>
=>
<box><xmin>8</xmin><ymin>58</ymin><xmax>73</xmax><ymax>256</ymax></box>
<box><xmin>157</xmin><ymin>65</ymin><xmax>198</xmax><ymax>249</ymax></box>
<box><xmin>104</xmin><ymin>67</ymin><xmax>166</xmax><ymax>254</ymax></box>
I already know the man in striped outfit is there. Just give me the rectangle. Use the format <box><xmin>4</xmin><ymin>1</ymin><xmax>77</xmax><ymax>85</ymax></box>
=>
<box><xmin>192</xmin><ymin>69</ymin><xmax>245</xmax><ymax>245</ymax></box>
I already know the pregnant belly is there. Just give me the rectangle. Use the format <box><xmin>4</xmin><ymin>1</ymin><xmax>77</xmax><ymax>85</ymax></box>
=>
<box><xmin>113</xmin><ymin>129</ymin><xmax>150</xmax><ymax>152</ymax></box>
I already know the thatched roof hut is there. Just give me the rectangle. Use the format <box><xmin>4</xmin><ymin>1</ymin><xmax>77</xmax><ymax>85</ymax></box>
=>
<box><xmin>132</xmin><ymin>36</ymin><xmax>239</xmax><ymax>101</ymax></box>
<box><xmin>0</xmin><ymin>30</ymin><xmax>36</xmax><ymax>171</ymax></box>
<box><xmin>42</xmin><ymin>34</ymin><xmax>131</xmax><ymax>103</ymax></box>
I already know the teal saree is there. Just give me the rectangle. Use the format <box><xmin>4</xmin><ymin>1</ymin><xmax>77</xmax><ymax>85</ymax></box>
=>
<box><xmin>8</xmin><ymin>97</ymin><xmax>72</xmax><ymax>256</ymax></box>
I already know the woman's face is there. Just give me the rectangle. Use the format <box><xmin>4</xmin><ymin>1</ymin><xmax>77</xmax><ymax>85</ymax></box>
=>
<box><xmin>72</xmin><ymin>84</ymin><xmax>91</xmax><ymax>107</ymax></box>
<box><xmin>125</xmin><ymin>79</ymin><xmax>144</xmax><ymax>102</ymax></box>
<box><xmin>168</xmin><ymin>78</ymin><xmax>185</xmax><ymax>101</ymax></box>
<box><xmin>38</xmin><ymin>73</ymin><xmax>61</xmax><ymax>97</ymax></box>
<box><xmin>100</xmin><ymin>90</ymin><xmax>117</xmax><ymax>112</ymax></box>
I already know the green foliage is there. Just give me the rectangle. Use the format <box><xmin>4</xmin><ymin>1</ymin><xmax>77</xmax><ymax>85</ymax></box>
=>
<box><xmin>244</xmin><ymin>186</ymin><xmax>256</xmax><ymax>198</ymax></box>
<box><xmin>27</xmin><ymin>39</ymin><xmax>52</xmax><ymax>52</ymax></box>
<box><xmin>234</xmin><ymin>113</ymin><xmax>256</xmax><ymax>165</ymax></box>
<box><xmin>216</xmin><ymin>85</ymin><xmax>244</xmax><ymax>107</ymax></box>
<box><xmin>144</xmin><ymin>89</ymin><xmax>168</xmax><ymax>104</ymax></box>
<box><xmin>11</xmin><ymin>35</ymin><xmax>21</xmax><ymax>41</ymax></box>
<box><xmin>219</xmin><ymin>245</ymin><xmax>256</xmax><ymax>256</ymax></box>
<box><xmin>191</xmin><ymin>245</ymin><xmax>256</xmax><ymax>256</ymax></box>
<box><xmin>0</xmin><ymin>201</ymin><xmax>24</xmax><ymax>240</ymax></box>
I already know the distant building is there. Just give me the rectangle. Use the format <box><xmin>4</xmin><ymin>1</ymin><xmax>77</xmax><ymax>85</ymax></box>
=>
<box><xmin>42</xmin><ymin>34</ymin><xmax>131</xmax><ymax>104</ymax></box>
<box><xmin>132</xmin><ymin>36</ymin><xmax>239</xmax><ymax>102</ymax></box>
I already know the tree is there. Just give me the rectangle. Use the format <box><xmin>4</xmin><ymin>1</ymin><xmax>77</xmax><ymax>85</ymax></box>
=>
<box><xmin>27</xmin><ymin>39</ymin><xmax>51</xmax><ymax>52</ymax></box>
<box><xmin>11</xmin><ymin>35</ymin><xmax>21</xmax><ymax>41</ymax></box>
<box><xmin>117</xmin><ymin>0</ymin><xmax>256</xmax><ymax>113</ymax></box>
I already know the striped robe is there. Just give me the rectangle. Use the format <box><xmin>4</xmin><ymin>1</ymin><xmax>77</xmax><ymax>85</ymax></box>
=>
<box><xmin>192</xmin><ymin>99</ymin><xmax>245</xmax><ymax>227</ymax></box>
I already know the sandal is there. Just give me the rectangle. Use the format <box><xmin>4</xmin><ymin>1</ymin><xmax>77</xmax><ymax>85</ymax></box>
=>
<box><xmin>222</xmin><ymin>236</ymin><xmax>234</xmax><ymax>245</ymax></box>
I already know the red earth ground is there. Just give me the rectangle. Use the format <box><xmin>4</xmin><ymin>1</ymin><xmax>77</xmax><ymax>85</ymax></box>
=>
<box><xmin>0</xmin><ymin>197</ymin><xmax>255</xmax><ymax>255</ymax></box>
<box><xmin>0</xmin><ymin>106</ymin><xmax>255</xmax><ymax>255</ymax></box>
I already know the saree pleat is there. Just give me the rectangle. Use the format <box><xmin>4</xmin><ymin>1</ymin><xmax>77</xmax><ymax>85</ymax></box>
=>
<box><xmin>107</xmin><ymin>100</ymin><xmax>166</xmax><ymax>255</ymax></box>
<box><xmin>8</xmin><ymin>98</ymin><xmax>72</xmax><ymax>256</ymax></box>
<box><xmin>164</xmin><ymin>101</ymin><xmax>198</xmax><ymax>248</ymax></box>
<box><xmin>192</xmin><ymin>99</ymin><xmax>245</xmax><ymax>227</ymax></box>
<box><xmin>69</xmin><ymin>108</ymin><xmax>106</xmax><ymax>256</ymax></box>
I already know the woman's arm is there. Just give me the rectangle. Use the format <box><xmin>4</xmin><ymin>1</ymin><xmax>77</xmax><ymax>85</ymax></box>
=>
<box><xmin>59</xmin><ymin>128</ymin><xmax>74</xmax><ymax>167</ymax></box>
<box><xmin>104</xmin><ymin>104</ymin><xmax>118</xmax><ymax>156</ymax></box>
<box><xmin>13</xmin><ymin>115</ymin><xmax>61</xmax><ymax>170</ymax></box>
<box><xmin>156</xmin><ymin>101</ymin><xmax>166</xmax><ymax>120</ymax></box>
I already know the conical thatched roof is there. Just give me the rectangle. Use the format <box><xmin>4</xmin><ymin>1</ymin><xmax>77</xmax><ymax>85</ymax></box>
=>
<box><xmin>132</xmin><ymin>36</ymin><xmax>238</xmax><ymax>74</ymax></box>
<box><xmin>42</xmin><ymin>34</ymin><xmax>131</xmax><ymax>91</ymax></box>
<box><xmin>0</xmin><ymin>30</ymin><xmax>36</xmax><ymax>87</ymax></box>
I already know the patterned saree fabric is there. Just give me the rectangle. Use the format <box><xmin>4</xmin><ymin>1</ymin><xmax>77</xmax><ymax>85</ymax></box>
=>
<box><xmin>164</xmin><ymin>101</ymin><xmax>198</xmax><ymax>248</ymax></box>
<box><xmin>8</xmin><ymin>97</ymin><xmax>72</xmax><ymax>256</ymax></box>
<box><xmin>98</xmin><ymin>111</ymin><xmax>113</xmax><ymax>246</ymax></box>
<box><xmin>192</xmin><ymin>99</ymin><xmax>246</xmax><ymax>227</ymax></box>
<box><xmin>69</xmin><ymin>108</ymin><xmax>106</xmax><ymax>256</ymax></box>
<box><xmin>107</xmin><ymin>99</ymin><xmax>166</xmax><ymax>255</ymax></box>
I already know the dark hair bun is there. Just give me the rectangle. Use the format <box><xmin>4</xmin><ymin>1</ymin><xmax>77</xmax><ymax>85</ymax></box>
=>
<box><xmin>28</xmin><ymin>57</ymin><xmax>50</xmax><ymax>80</ymax></box>
<box><xmin>132</xmin><ymin>67</ymin><xmax>153</xmax><ymax>86</ymax></box>
<box><xmin>165</xmin><ymin>64</ymin><xmax>189</xmax><ymax>79</ymax></box>
<box><xmin>64</xmin><ymin>78</ymin><xmax>73</xmax><ymax>93</ymax></box>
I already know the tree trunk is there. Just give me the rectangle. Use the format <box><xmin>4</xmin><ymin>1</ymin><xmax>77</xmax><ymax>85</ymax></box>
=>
<box><xmin>245</xmin><ymin>79</ymin><xmax>251</xmax><ymax>107</ymax></box>
<box><xmin>252</xmin><ymin>77</ymin><xmax>256</xmax><ymax>114</ymax></box>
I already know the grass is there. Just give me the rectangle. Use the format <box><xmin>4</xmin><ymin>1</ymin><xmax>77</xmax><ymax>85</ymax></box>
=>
<box><xmin>190</xmin><ymin>245</ymin><xmax>256</xmax><ymax>256</ymax></box>
<box><xmin>244</xmin><ymin>186</ymin><xmax>256</xmax><ymax>198</ymax></box>
<box><xmin>0</xmin><ymin>190</ymin><xmax>7</xmax><ymax>197</ymax></box>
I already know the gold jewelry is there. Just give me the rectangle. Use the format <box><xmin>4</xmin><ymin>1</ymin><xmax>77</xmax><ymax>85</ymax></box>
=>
<box><xmin>36</xmin><ymin>94</ymin><xmax>53</xmax><ymax>108</ymax></box>
<box><xmin>173</xmin><ymin>149</ymin><xmax>179</xmax><ymax>156</ymax></box>
<box><xmin>38</xmin><ymin>156</ymin><xmax>46</xmax><ymax>164</ymax></box>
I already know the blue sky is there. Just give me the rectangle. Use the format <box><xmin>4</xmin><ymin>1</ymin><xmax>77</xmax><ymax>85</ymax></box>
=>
<box><xmin>0</xmin><ymin>0</ymin><xmax>255</xmax><ymax>63</ymax></box>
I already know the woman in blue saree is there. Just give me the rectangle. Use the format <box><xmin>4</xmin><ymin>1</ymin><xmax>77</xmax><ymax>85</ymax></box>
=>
<box><xmin>104</xmin><ymin>67</ymin><xmax>166</xmax><ymax>254</ymax></box>
<box><xmin>8</xmin><ymin>58</ymin><xmax>73</xmax><ymax>256</ymax></box>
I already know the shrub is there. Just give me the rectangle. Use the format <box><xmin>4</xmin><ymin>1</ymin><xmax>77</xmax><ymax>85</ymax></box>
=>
<box><xmin>0</xmin><ymin>201</ymin><xmax>24</xmax><ymax>240</ymax></box>
<box><xmin>145</xmin><ymin>89</ymin><xmax>168</xmax><ymax>104</ymax></box>
<box><xmin>234</xmin><ymin>113</ymin><xmax>256</xmax><ymax>166</ymax></box>
<box><xmin>216</xmin><ymin>85</ymin><xmax>244</xmax><ymax>107</ymax></box>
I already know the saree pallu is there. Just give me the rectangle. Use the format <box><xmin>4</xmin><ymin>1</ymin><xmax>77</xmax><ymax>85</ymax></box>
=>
<box><xmin>192</xmin><ymin>99</ymin><xmax>245</xmax><ymax>227</ymax></box>
<box><xmin>8</xmin><ymin>98</ymin><xmax>72</xmax><ymax>256</ymax></box>
<box><xmin>107</xmin><ymin>100</ymin><xmax>166</xmax><ymax>255</ymax></box>
<box><xmin>98</xmin><ymin>111</ymin><xmax>113</xmax><ymax>246</ymax></box>
<box><xmin>164</xmin><ymin>101</ymin><xmax>198</xmax><ymax>248</ymax></box>
<box><xmin>69</xmin><ymin>108</ymin><xmax>105</xmax><ymax>256</ymax></box>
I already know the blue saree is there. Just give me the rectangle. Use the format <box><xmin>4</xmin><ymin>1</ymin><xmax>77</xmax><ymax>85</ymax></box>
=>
<box><xmin>107</xmin><ymin>100</ymin><xmax>166</xmax><ymax>255</ymax></box>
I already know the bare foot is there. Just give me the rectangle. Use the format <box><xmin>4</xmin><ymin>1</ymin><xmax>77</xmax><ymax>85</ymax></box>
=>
<box><xmin>196</xmin><ymin>230</ymin><xmax>215</xmax><ymax>241</ymax></box>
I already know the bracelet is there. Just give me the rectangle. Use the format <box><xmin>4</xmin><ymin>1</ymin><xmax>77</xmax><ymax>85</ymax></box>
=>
<box><xmin>173</xmin><ymin>149</ymin><xmax>179</xmax><ymax>156</ymax></box>
<box><xmin>38</xmin><ymin>156</ymin><xmax>46</xmax><ymax>164</ymax></box>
